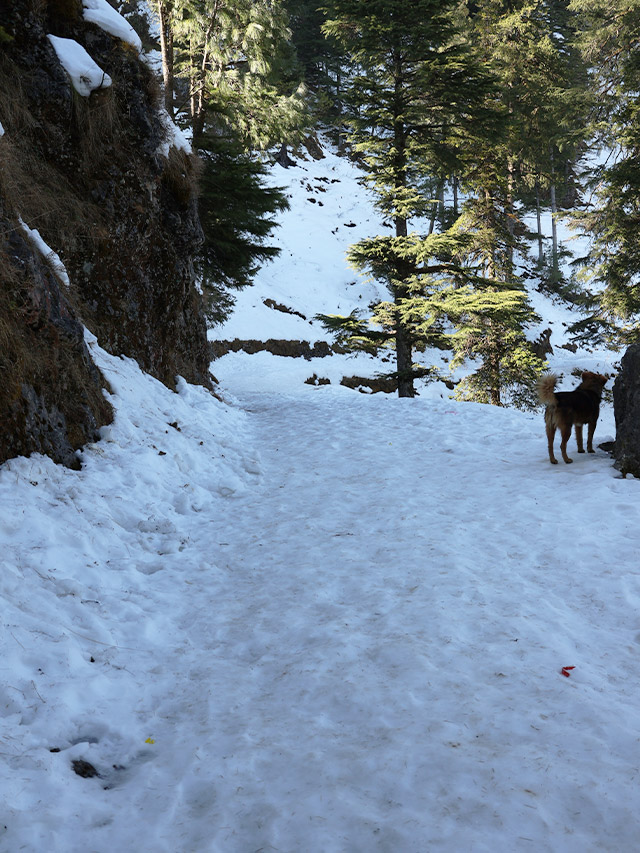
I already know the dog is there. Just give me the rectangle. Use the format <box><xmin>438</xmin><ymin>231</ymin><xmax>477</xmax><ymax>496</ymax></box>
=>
<box><xmin>538</xmin><ymin>371</ymin><xmax>608</xmax><ymax>464</ymax></box>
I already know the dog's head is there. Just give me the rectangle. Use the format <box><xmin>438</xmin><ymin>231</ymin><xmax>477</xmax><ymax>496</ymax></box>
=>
<box><xmin>580</xmin><ymin>371</ymin><xmax>609</xmax><ymax>392</ymax></box>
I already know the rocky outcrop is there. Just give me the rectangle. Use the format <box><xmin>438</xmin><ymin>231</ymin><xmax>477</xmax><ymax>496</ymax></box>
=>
<box><xmin>0</xmin><ymin>0</ymin><xmax>210</xmax><ymax>466</ymax></box>
<box><xmin>0</xmin><ymin>217</ymin><xmax>113</xmax><ymax>469</ymax></box>
<box><xmin>613</xmin><ymin>344</ymin><xmax>640</xmax><ymax>478</ymax></box>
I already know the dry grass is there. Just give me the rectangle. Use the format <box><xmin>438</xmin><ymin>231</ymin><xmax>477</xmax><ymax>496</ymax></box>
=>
<box><xmin>161</xmin><ymin>145</ymin><xmax>202</xmax><ymax>205</ymax></box>
<box><xmin>44</xmin><ymin>0</ymin><xmax>82</xmax><ymax>24</ymax></box>
<box><xmin>0</xmin><ymin>57</ymin><xmax>107</xmax><ymax>259</ymax></box>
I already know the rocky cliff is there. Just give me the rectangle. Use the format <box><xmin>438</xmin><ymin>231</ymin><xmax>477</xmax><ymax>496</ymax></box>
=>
<box><xmin>0</xmin><ymin>0</ymin><xmax>210</xmax><ymax>468</ymax></box>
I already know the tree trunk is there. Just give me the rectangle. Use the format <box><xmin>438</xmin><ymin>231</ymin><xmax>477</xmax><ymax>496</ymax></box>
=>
<box><xmin>392</xmin><ymin>62</ymin><xmax>414</xmax><ymax>398</ymax></box>
<box><xmin>428</xmin><ymin>178</ymin><xmax>445</xmax><ymax>235</ymax></box>
<box><xmin>438</xmin><ymin>181</ymin><xmax>446</xmax><ymax>230</ymax></box>
<box><xmin>394</xmin><ymin>212</ymin><xmax>415</xmax><ymax>398</ymax></box>
<box><xmin>276</xmin><ymin>142</ymin><xmax>295</xmax><ymax>167</ymax></box>
<box><xmin>158</xmin><ymin>1</ymin><xmax>174</xmax><ymax>117</ymax></box>
<box><xmin>395</xmin><ymin>315</ymin><xmax>415</xmax><ymax>398</ymax></box>
<box><xmin>506</xmin><ymin>158</ymin><xmax>515</xmax><ymax>274</ymax></box>
<box><xmin>192</xmin><ymin>106</ymin><xmax>206</xmax><ymax>149</ymax></box>
<box><xmin>484</xmin><ymin>188</ymin><xmax>495</xmax><ymax>280</ymax></box>
<box><xmin>549</xmin><ymin>148</ymin><xmax>559</xmax><ymax>282</ymax></box>
<box><xmin>535</xmin><ymin>180</ymin><xmax>544</xmax><ymax>265</ymax></box>
<box><xmin>488</xmin><ymin>324</ymin><xmax>502</xmax><ymax>406</ymax></box>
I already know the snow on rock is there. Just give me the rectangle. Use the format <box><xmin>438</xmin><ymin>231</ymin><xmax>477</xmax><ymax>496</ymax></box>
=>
<box><xmin>18</xmin><ymin>216</ymin><xmax>70</xmax><ymax>288</ymax></box>
<box><xmin>47</xmin><ymin>34</ymin><xmax>112</xmax><ymax>97</ymax></box>
<box><xmin>82</xmin><ymin>0</ymin><xmax>143</xmax><ymax>52</ymax></box>
<box><xmin>157</xmin><ymin>106</ymin><xmax>192</xmax><ymax>156</ymax></box>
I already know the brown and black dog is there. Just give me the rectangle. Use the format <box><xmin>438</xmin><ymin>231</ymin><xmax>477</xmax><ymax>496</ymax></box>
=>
<box><xmin>538</xmin><ymin>371</ymin><xmax>608</xmax><ymax>464</ymax></box>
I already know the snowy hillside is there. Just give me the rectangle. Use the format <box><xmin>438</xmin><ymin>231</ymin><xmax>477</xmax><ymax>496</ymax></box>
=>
<box><xmin>211</xmin><ymin>139</ymin><xmax>618</xmax><ymax>400</ymax></box>
<box><xmin>2</xmin><ymin>139</ymin><xmax>639</xmax><ymax>852</ymax></box>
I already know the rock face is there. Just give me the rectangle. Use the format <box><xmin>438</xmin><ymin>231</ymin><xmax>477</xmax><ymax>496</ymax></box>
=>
<box><xmin>613</xmin><ymin>344</ymin><xmax>640</xmax><ymax>478</ymax></box>
<box><xmin>0</xmin><ymin>216</ymin><xmax>113</xmax><ymax>469</ymax></box>
<box><xmin>0</xmin><ymin>0</ymin><xmax>210</xmax><ymax>467</ymax></box>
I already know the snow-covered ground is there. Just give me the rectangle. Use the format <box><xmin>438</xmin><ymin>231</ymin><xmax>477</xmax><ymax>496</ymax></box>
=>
<box><xmin>1</xmin><ymin>140</ymin><xmax>638</xmax><ymax>853</ymax></box>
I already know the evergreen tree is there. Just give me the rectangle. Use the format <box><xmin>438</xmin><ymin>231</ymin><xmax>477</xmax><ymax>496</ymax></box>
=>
<box><xmin>283</xmin><ymin>0</ymin><xmax>343</xmax><ymax>100</ymax></box>
<box><xmin>470</xmin><ymin>0</ymin><xmax>590</xmax><ymax>285</ymax></box>
<box><xmin>168</xmin><ymin>0</ymin><xmax>306</xmax><ymax>148</ymax></box>
<box><xmin>404</xmin><ymin>0</ymin><xmax>597</xmax><ymax>407</ymax></box>
<box><xmin>196</xmin><ymin>136</ymin><xmax>289</xmax><ymax>323</ymax></box>
<box><xmin>155</xmin><ymin>0</ymin><xmax>307</xmax><ymax>324</ymax></box>
<box><xmin>569</xmin><ymin>0</ymin><xmax>640</xmax><ymax>342</ymax></box>
<box><xmin>431</xmin><ymin>192</ymin><xmax>545</xmax><ymax>408</ymax></box>
<box><xmin>319</xmin><ymin>0</ymin><xmax>500</xmax><ymax>397</ymax></box>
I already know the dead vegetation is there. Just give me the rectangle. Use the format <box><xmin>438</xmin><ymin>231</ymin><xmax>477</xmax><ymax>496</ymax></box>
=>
<box><xmin>0</xmin><ymin>57</ymin><xmax>105</xmax><ymax>263</ymax></box>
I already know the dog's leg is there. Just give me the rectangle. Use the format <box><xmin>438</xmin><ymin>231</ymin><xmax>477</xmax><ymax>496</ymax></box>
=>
<box><xmin>560</xmin><ymin>423</ymin><xmax>573</xmax><ymax>463</ymax></box>
<box><xmin>575</xmin><ymin>423</ymin><xmax>585</xmax><ymax>453</ymax></box>
<box><xmin>587</xmin><ymin>419</ymin><xmax>597</xmax><ymax>453</ymax></box>
<box><xmin>545</xmin><ymin>417</ymin><xmax>558</xmax><ymax>464</ymax></box>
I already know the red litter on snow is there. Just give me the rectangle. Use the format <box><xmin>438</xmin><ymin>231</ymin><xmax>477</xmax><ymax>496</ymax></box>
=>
<box><xmin>561</xmin><ymin>666</ymin><xmax>576</xmax><ymax>678</ymax></box>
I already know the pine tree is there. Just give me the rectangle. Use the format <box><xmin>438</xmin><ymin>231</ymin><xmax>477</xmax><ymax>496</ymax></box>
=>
<box><xmin>169</xmin><ymin>0</ymin><xmax>306</xmax><ymax>149</ymax></box>
<box><xmin>471</xmin><ymin>0</ymin><xmax>590</xmax><ymax>286</ymax></box>
<box><xmin>431</xmin><ymin>194</ymin><xmax>544</xmax><ymax>408</ymax></box>
<box><xmin>154</xmin><ymin>0</ymin><xmax>308</xmax><ymax>324</ymax></box>
<box><xmin>196</xmin><ymin>136</ymin><xmax>289</xmax><ymax>323</ymax></box>
<box><xmin>319</xmin><ymin>0</ymin><xmax>500</xmax><ymax>397</ymax></box>
<box><xmin>569</xmin><ymin>0</ymin><xmax>640</xmax><ymax>342</ymax></box>
<box><xmin>417</xmin><ymin>0</ymin><xmax>594</xmax><ymax>407</ymax></box>
<box><xmin>283</xmin><ymin>0</ymin><xmax>342</xmax><ymax>99</ymax></box>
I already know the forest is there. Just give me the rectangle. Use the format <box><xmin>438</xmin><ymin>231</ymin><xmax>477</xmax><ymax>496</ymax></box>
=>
<box><xmin>146</xmin><ymin>0</ymin><xmax>640</xmax><ymax>404</ymax></box>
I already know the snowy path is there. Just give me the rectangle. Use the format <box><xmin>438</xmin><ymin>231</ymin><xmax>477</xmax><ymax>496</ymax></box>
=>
<box><xmin>129</xmin><ymin>388</ymin><xmax>638</xmax><ymax>851</ymax></box>
<box><xmin>172</xmin><ymin>389</ymin><xmax>640</xmax><ymax>853</ymax></box>
<box><xmin>2</xmin><ymin>363</ymin><xmax>640</xmax><ymax>852</ymax></box>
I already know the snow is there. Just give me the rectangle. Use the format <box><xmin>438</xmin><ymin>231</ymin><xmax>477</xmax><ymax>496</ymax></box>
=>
<box><xmin>2</xmin><ymin>141</ymin><xmax>639</xmax><ymax>852</ymax></box>
<box><xmin>47</xmin><ymin>34</ymin><xmax>112</xmax><ymax>97</ymax></box>
<box><xmin>18</xmin><ymin>216</ymin><xmax>70</xmax><ymax>288</ymax></box>
<box><xmin>158</xmin><ymin>107</ymin><xmax>192</xmax><ymax>156</ymax></box>
<box><xmin>217</xmin><ymin>146</ymin><xmax>389</xmax><ymax>345</ymax></box>
<box><xmin>82</xmin><ymin>0</ymin><xmax>143</xmax><ymax>52</ymax></box>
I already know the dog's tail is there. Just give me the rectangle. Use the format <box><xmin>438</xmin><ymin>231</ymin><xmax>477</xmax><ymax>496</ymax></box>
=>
<box><xmin>538</xmin><ymin>373</ymin><xmax>558</xmax><ymax>406</ymax></box>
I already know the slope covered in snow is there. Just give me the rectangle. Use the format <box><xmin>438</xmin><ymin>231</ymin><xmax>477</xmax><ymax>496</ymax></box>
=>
<box><xmin>211</xmin><ymin>139</ymin><xmax>617</xmax><ymax>400</ymax></box>
<box><xmin>1</xmin><ymin>139</ymin><xmax>638</xmax><ymax>852</ymax></box>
